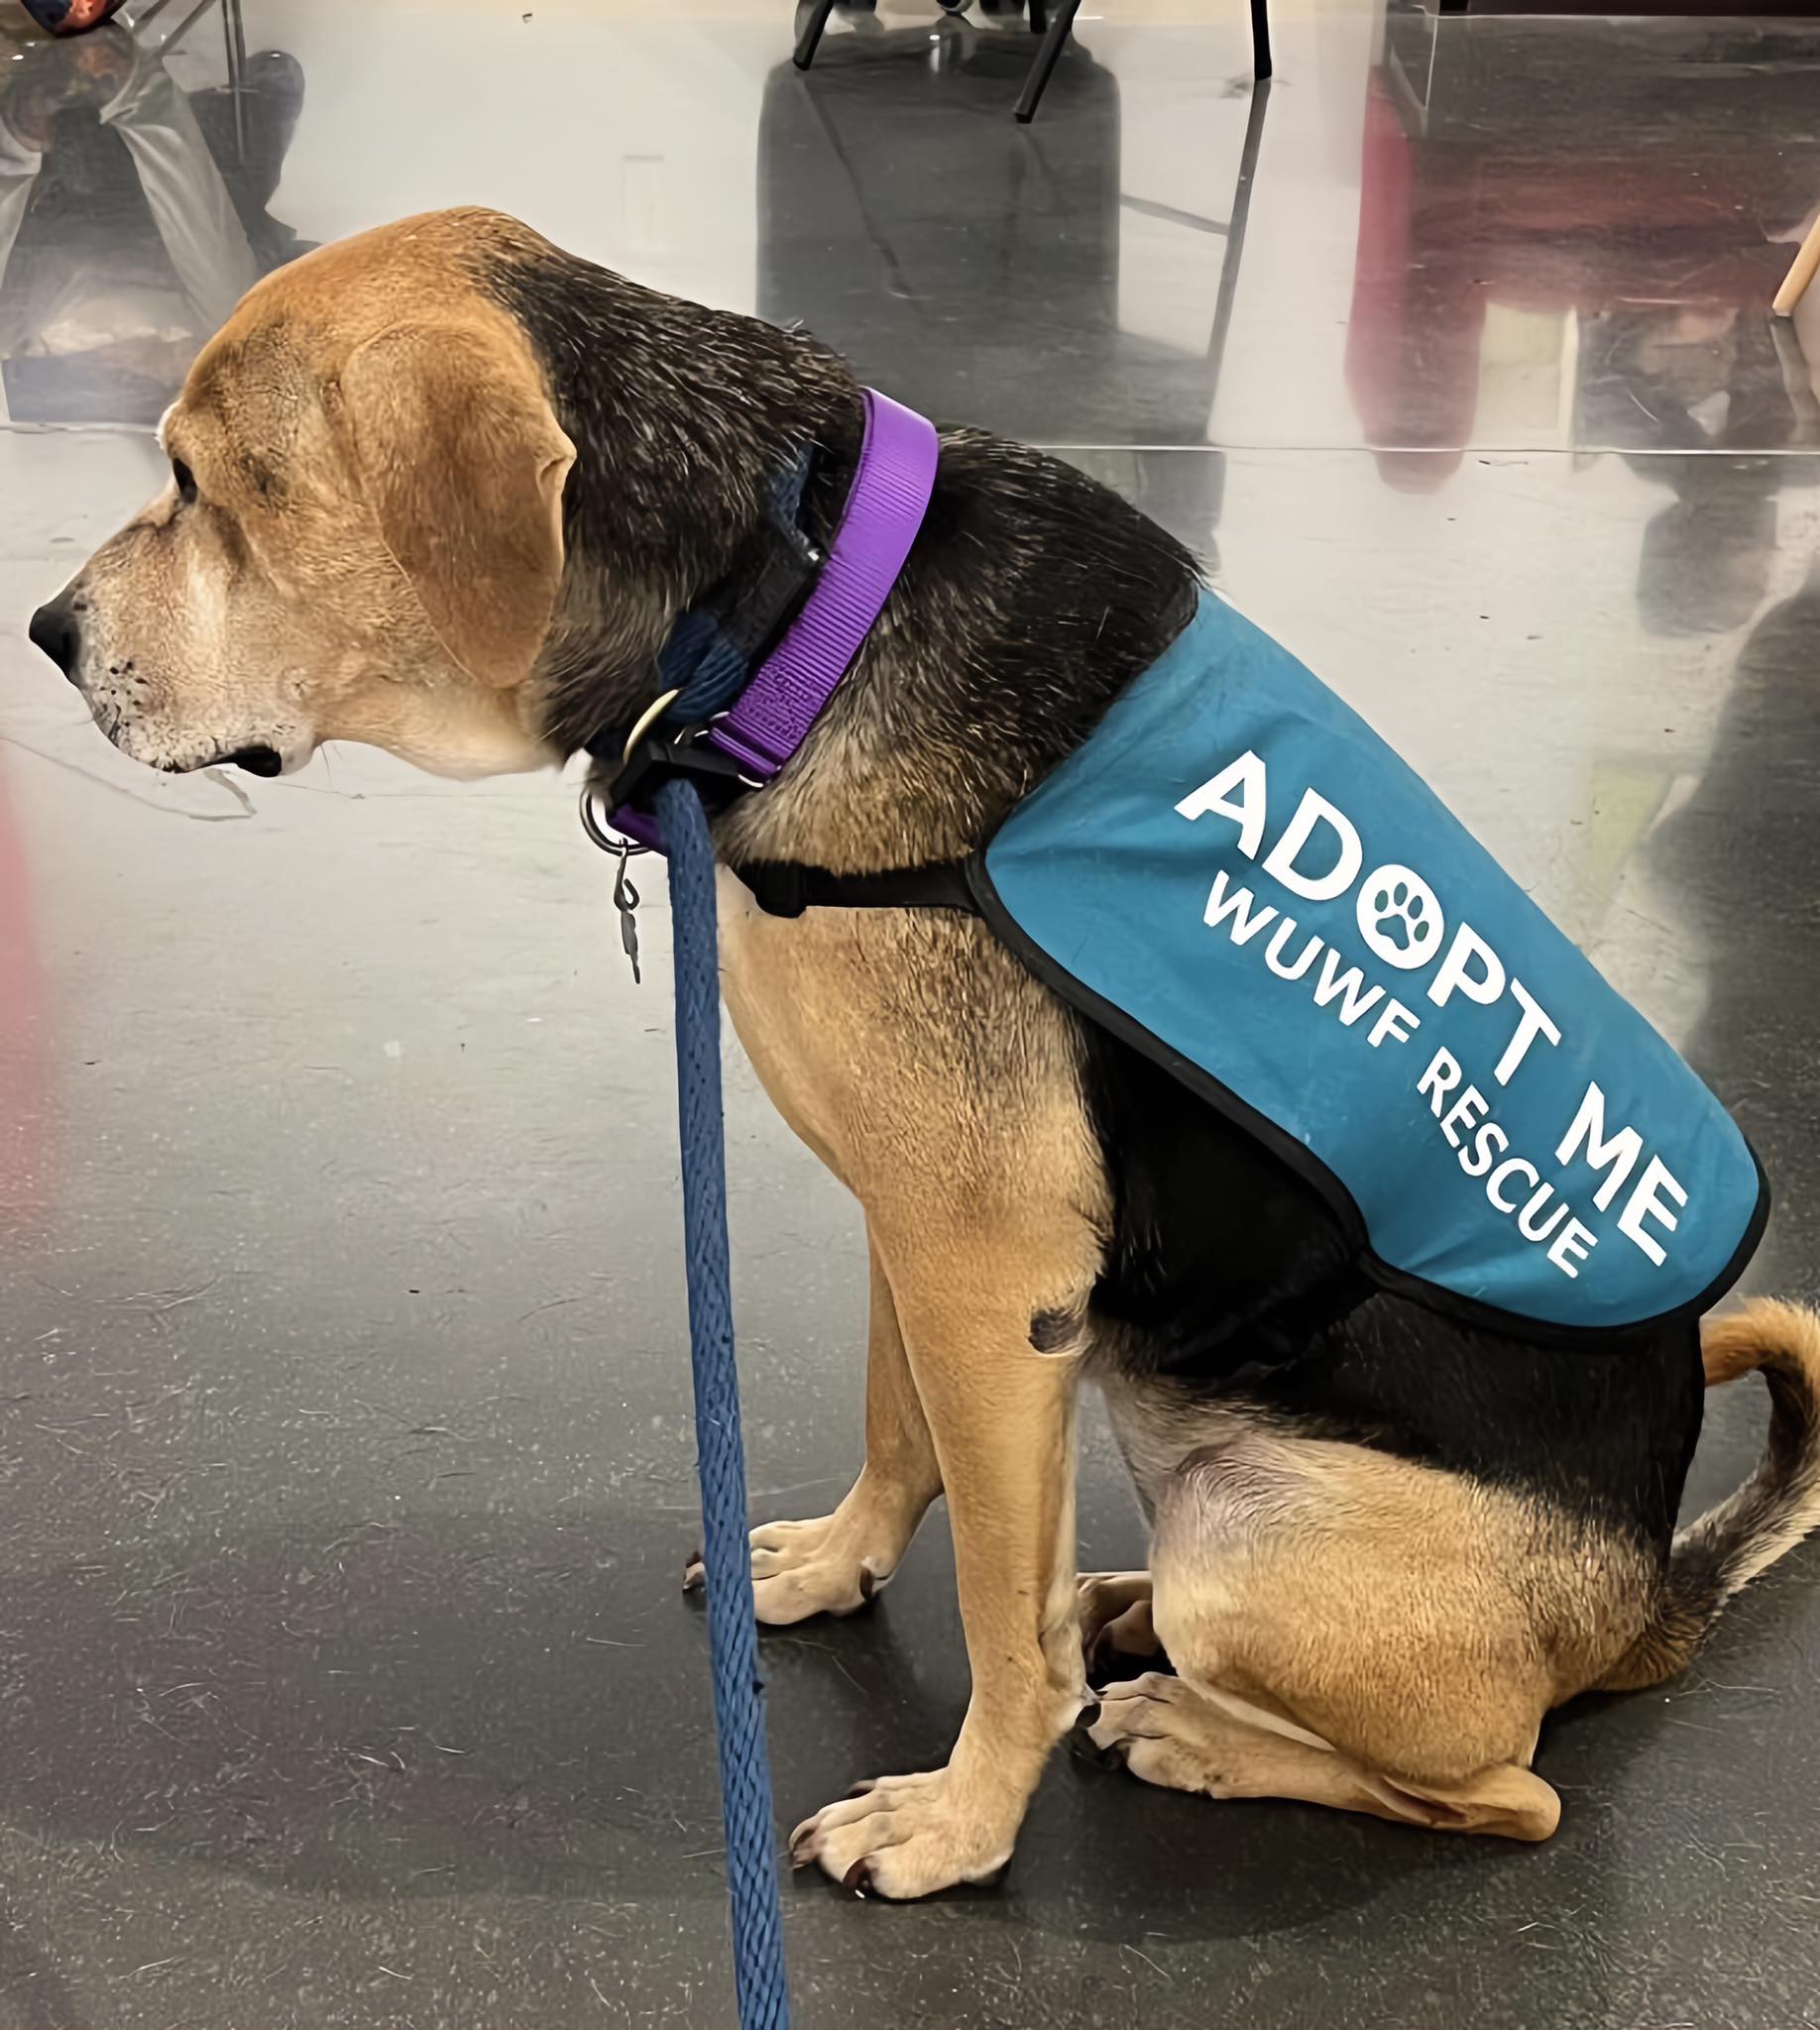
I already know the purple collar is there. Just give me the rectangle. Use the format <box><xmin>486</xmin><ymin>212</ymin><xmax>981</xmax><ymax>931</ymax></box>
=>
<box><xmin>607</xmin><ymin>389</ymin><xmax>939</xmax><ymax>850</ymax></box>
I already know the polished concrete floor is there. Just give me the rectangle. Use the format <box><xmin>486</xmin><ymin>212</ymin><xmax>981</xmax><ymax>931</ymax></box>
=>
<box><xmin>2</xmin><ymin>0</ymin><xmax>1820</xmax><ymax>2023</ymax></box>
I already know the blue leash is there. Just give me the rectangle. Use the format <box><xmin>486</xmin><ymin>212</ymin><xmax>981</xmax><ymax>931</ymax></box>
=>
<box><xmin>596</xmin><ymin>402</ymin><xmax>934</xmax><ymax>2018</ymax></box>
<box><xmin>656</xmin><ymin>774</ymin><xmax>793</xmax><ymax>2030</ymax></box>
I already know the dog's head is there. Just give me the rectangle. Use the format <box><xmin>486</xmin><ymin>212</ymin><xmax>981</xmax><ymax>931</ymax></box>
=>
<box><xmin>31</xmin><ymin>210</ymin><xmax>576</xmax><ymax>779</ymax></box>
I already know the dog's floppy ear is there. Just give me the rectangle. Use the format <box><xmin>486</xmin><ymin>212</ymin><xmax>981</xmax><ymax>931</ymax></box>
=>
<box><xmin>339</xmin><ymin>321</ymin><xmax>575</xmax><ymax>689</ymax></box>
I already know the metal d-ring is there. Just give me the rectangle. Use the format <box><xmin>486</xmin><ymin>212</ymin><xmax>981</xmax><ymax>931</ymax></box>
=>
<box><xmin>578</xmin><ymin>779</ymin><xmax>640</xmax><ymax>856</ymax></box>
<box><xmin>623</xmin><ymin>687</ymin><xmax>683</xmax><ymax>766</ymax></box>
<box><xmin>576</xmin><ymin>686</ymin><xmax>685</xmax><ymax>857</ymax></box>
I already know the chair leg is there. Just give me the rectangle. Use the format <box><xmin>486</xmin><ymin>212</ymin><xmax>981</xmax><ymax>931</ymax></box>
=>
<box><xmin>1207</xmin><ymin>77</ymin><xmax>1271</xmax><ymax>373</ymax></box>
<box><xmin>1014</xmin><ymin>0</ymin><xmax>1081</xmax><ymax>122</ymax></box>
<box><xmin>1028</xmin><ymin>0</ymin><xmax>1048</xmax><ymax>35</ymax></box>
<box><xmin>1250</xmin><ymin>0</ymin><xmax>1272</xmax><ymax>81</ymax></box>
<box><xmin>794</xmin><ymin>0</ymin><xmax>838</xmax><ymax>71</ymax></box>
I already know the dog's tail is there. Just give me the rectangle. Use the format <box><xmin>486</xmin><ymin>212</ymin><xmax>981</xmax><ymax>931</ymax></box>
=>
<box><xmin>1598</xmin><ymin>1297</ymin><xmax>1820</xmax><ymax>1692</ymax></box>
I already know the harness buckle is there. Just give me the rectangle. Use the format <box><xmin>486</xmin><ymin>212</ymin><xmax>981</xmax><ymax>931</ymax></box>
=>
<box><xmin>605</xmin><ymin>726</ymin><xmax>761</xmax><ymax>828</ymax></box>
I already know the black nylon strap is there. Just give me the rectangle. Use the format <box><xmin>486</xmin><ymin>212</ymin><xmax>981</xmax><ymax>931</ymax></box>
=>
<box><xmin>732</xmin><ymin>858</ymin><xmax>978</xmax><ymax>919</ymax></box>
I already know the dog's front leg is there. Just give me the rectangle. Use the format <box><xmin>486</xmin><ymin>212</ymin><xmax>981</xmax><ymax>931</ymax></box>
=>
<box><xmin>790</xmin><ymin>1213</ymin><xmax>1089</xmax><ymax>1898</ymax></box>
<box><xmin>724</xmin><ymin>1221</ymin><xmax>943</xmax><ymax>1623</ymax></box>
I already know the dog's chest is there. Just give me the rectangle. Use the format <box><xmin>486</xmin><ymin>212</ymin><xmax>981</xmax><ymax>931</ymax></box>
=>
<box><xmin>716</xmin><ymin>868</ymin><xmax>865</xmax><ymax>1184</ymax></box>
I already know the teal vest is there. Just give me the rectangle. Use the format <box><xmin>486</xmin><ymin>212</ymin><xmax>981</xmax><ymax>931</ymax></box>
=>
<box><xmin>974</xmin><ymin>594</ymin><xmax>1765</xmax><ymax>1338</ymax></box>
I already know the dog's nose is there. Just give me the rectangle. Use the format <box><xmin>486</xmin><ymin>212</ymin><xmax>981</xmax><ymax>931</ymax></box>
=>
<box><xmin>28</xmin><ymin>603</ymin><xmax>81</xmax><ymax>683</ymax></box>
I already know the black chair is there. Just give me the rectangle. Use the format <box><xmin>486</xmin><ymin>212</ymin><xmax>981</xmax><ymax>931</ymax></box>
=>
<box><xmin>792</xmin><ymin>0</ymin><xmax>1271</xmax><ymax>123</ymax></box>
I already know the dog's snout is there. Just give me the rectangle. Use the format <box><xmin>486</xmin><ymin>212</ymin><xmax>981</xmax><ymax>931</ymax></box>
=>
<box><xmin>28</xmin><ymin>602</ymin><xmax>81</xmax><ymax>683</ymax></box>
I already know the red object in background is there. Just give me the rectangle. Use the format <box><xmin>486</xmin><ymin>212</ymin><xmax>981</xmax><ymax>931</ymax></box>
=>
<box><xmin>1345</xmin><ymin>55</ymin><xmax>1813</xmax><ymax>477</ymax></box>
<box><xmin>1344</xmin><ymin>73</ymin><xmax>1478</xmax><ymax>488</ymax></box>
<box><xmin>17</xmin><ymin>0</ymin><xmax>126</xmax><ymax>35</ymax></box>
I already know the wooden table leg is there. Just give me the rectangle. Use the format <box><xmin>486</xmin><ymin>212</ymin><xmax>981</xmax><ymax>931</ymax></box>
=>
<box><xmin>1774</xmin><ymin>209</ymin><xmax>1820</xmax><ymax>318</ymax></box>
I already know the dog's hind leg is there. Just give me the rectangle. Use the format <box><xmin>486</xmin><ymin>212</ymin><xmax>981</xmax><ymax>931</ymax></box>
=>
<box><xmin>1084</xmin><ymin>1431</ymin><xmax>1580</xmax><ymax>1844</ymax></box>
<box><xmin>731</xmin><ymin>1221</ymin><xmax>943</xmax><ymax>1624</ymax></box>
<box><xmin>1087</xmin><ymin>1672</ymin><xmax>1559</xmax><ymax>1839</ymax></box>
<box><xmin>1079</xmin><ymin>1569</ymin><xmax>1162</xmax><ymax>1678</ymax></box>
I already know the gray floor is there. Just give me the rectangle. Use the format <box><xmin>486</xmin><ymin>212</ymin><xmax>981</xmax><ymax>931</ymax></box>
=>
<box><xmin>2</xmin><ymin>0</ymin><xmax>1820</xmax><ymax>2023</ymax></box>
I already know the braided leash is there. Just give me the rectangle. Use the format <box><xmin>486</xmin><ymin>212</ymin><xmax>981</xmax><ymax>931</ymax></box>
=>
<box><xmin>589</xmin><ymin>393</ymin><xmax>936</xmax><ymax>2021</ymax></box>
<box><xmin>656</xmin><ymin>774</ymin><xmax>792</xmax><ymax>2030</ymax></box>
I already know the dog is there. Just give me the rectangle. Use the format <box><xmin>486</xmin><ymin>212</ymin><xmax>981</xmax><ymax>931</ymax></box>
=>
<box><xmin>31</xmin><ymin>208</ymin><xmax>1820</xmax><ymax>1900</ymax></box>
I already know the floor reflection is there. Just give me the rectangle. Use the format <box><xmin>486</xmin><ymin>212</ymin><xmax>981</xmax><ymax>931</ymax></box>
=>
<box><xmin>0</xmin><ymin>7</ymin><xmax>308</xmax><ymax>424</ymax></box>
<box><xmin>1350</xmin><ymin>12</ymin><xmax>1820</xmax><ymax>471</ymax></box>
<box><xmin>758</xmin><ymin>13</ymin><xmax>1266</xmax><ymax>550</ymax></box>
<box><xmin>760</xmin><ymin>12</ymin><xmax>1211</xmax><ymax>446</ymax></box>
<box><xmin>1655</xmin><ymin>559</ymin><xmax>1820</xmax><ymax>1291</ymax></box>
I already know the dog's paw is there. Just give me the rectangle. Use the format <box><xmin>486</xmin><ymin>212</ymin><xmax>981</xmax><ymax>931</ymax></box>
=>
<box><xmin>684</xmin><ymin>1513</ymin><xmax>886</xmax><ymax>1626</ymax></box>
<box><xmin>789</xmin><ymin>1766</ymin><xmax>1017</xmax><ymax>1900</ymax></box>
<box><xmin>1088</xmin><ymin>1672</ymin><xmax>1297</xmax><ymax>1799</ymax></box>
<box><xmin>1077</xmin><ymin>1570</ymin><xmax>1161</xmax><ymax>1683</ymax></box>
<box><xmin>1086</xmin><ymin>1673</ymin><xmax>1216</xmax><ymax>1792</ymax></box>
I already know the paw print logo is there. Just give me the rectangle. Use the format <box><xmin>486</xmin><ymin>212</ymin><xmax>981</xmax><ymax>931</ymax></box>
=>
<box><xmin>1356</xmin><ymin>865</ymin><xmax>1443</xmax><ymax>970</ymax></box>
<box><xmin>1367</xmin><ymin>880</ymin><xmax>1428</xmax><ymax>957</ymax></box>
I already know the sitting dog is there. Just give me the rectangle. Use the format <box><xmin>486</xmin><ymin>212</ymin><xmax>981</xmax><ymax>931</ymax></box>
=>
<box><xmin>31</xmin><ymin>209</ymin><xmax>1820</xmax><ymax>1900</ymax></box>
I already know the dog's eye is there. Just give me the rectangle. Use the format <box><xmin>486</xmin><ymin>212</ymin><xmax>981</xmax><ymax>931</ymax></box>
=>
<box><xmin>171</xmin><ymin>459</ymin><xmax>197</xmax><ymax>506</ymax></box>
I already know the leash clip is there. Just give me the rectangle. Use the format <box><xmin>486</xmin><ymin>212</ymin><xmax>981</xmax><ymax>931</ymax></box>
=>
<box><xmin>578</xmin><ymin>781</ymin><xmax>652</xmax><ymax>986</ymax></box>
<box><xmin>610</xmin><ymin>839</ymin><xmax>643</xmax><ymax>985</ymax></box>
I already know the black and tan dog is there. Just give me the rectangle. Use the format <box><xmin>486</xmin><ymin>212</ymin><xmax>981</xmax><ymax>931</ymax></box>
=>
<box><xmin>31</xmin><ymin>210</ymin><xmax>1820</xmax><ymax>1899</ymax></box>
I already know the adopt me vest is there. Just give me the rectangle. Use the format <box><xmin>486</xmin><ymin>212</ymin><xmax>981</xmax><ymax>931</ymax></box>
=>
<box><xmin>973</xmin><ymin>591</ymin><xmax>1766</xmax><ymax>1339</ymax></box>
